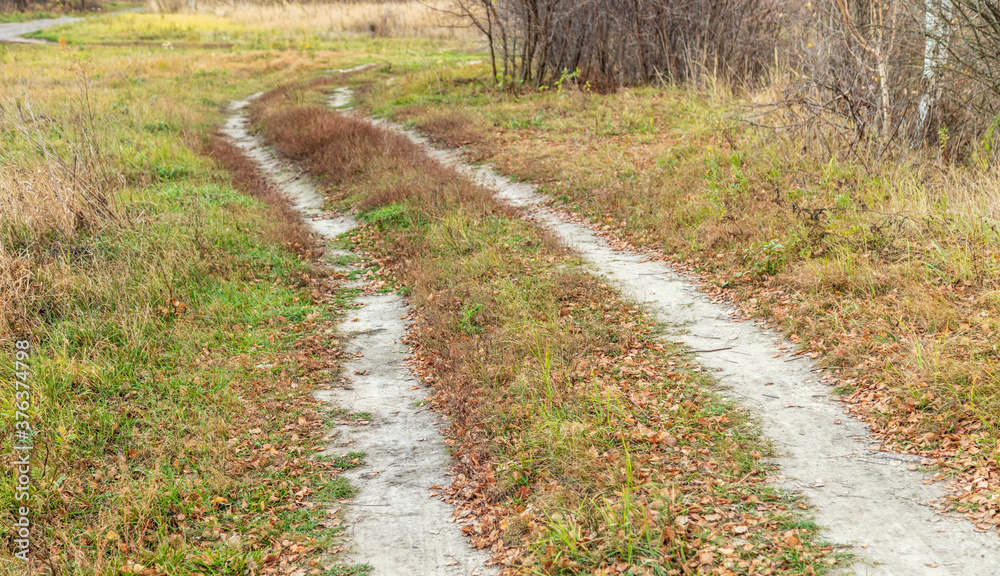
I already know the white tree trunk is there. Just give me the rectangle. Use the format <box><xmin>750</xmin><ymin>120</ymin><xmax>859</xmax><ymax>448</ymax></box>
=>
<box><xmin>916</xmin><ymin>0</ymin><xmax>952</xmax><ymax>142</ymax></box>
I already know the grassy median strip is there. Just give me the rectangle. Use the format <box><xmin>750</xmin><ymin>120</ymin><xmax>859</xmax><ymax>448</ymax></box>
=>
<box><xmin>356</xmin><ymin>65</ymin><xmax>1000</xmax><ymax>527</ymax></box>
<box><xmin>253</xmin><ymin>81</ymin><xmax>839</xmax><ymax>576</ymax></box>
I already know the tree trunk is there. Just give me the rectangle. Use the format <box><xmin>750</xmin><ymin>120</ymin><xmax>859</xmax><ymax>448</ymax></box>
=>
<box><xmin>915</xmin><ymin>0</ymin><xmax>952</xmax><ymax>143</ymax></box>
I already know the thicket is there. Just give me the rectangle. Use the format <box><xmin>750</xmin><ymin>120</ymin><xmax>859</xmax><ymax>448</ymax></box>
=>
<box><xmin>454</xmin><ymin>0</ymin><xmax>1000</xmax><ymax>158</ymax></box>
<box><xmin>453</xmin><ymin>0</ymin><xmax>781</xmax><ymax>89</ymax></box>
<box><xmin>783</xmin><ymin>0</ymin><xmax>1000</xmax><ymax>159</ymax></box>
<box><xmin>0</xmin><ymin>0</ymin><xmax>93</xmax><ymax>14</ymax></box>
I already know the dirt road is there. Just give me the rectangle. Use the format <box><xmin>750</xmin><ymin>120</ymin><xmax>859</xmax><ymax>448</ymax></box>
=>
<box><xmin>223</xmin><ymin>81</ymin><xmax>1000</xmax><ymax>575</ymax></box>
<box><xmin>0</xmin><ymin>16</ymin><xmax>79</xmax><ymax>43</ymax></box>
<box><xmin>362</xmin><ymin>101</ymin><xmax>1000</xmax><ymax>576</ymax></box>
<box><xmin>223</xmin><ymin>95</ymin><xmax>496</xmax><ymax>576</ymax></box>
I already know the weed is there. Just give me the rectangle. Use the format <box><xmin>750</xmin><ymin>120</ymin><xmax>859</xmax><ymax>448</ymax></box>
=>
<box><xmin>331</xmin><ymin>254</ymin><xmax>361</xmax><ymax>266</ymax></box>
<box><xmin>329</xmin><ymin>451</ymin><xmax>367</xmax><ymax>469</ymax></box>
<box><xmin>314</xmin><ymin>477</ymin><xmax>358</xmax><ymax>500</ymax></box>
<box><xmin>458</xmin><ymin>302</ymin><xmax>483</xmax><ymax>334</ymax></box>
<box><xmin>327</xmin><ymin>564</ymin><xmax>373</xmax><ymax>576</ymax></box>
<box><xmin>745</xmin><ymin>239</ymin><xmax>788</xmax><ymax>276</ymax></box>
<box><xmin>360</xmin><ymin>202</ymin><xmax>408</xmax><ymax>228</ymax></box>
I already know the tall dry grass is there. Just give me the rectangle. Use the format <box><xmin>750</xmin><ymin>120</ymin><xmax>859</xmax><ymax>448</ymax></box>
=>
<box><xmin>0</xmin><ymin>242</ymin><xmax>32</xmax><ymax>337</ymax></box>
<box><xmin>0</xmin><ymin>92</ymin><xmax>119</xmax><ymax>336</ymax></box>
<box><xmin>0</xmin><ymin>167</ymin><xmax>113</xmax><ymax>237</ymax></box>
<box><xmin>151</xmin><ymin>0</ymin><xmax>473</xmax><ymax>38</ymax></box>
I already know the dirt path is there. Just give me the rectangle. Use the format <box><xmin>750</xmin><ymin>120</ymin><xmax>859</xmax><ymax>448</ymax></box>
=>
<box><xmin>0</xmin><ymin>8</ymin><xmax>144</xmax><ymax>44</ymax></box>
<box><xmin>0</xmin><ymin>16</ymin><xmax>79</xmax><ymax>43</ymax></box>
<box><xmin>332</xmin><ymin>93</ymin><xmax>1000</xmax><ymax>575</ymax></box>
<box><xmin>223</xmin><ymin>96</ymin><xmax>495</xmax><ymax>576</ymax></box>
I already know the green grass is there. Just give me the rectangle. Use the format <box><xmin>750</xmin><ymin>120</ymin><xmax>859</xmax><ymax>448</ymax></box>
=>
<box><xmin>0</xmin><ymin>10</ymin><xmax>59</xmax><ymax>22</ymax></box>
<box><xmin>0</xmin><ymin>160</ymin><xmax>345</xmax><ymax>572</ymax></box>
<box><xmin>327</xmin><ymin>564</ymin><xmax>373</xmax><ymax>576</ymax></box>
<box><xmin>0</xmin><ymin>13</ymin><xmax>428</xmax><ymax>573</ymax></box>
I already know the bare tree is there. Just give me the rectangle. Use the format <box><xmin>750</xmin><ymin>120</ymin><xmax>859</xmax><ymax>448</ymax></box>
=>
<box><xmin>830</xmin><ymin>0</ymin><xmax>904</xmax><ymax>140</ymax></box>
<box><xmin>453</xmin><ymin>0</ymin><xmax>781</xmax><ymax>89</ymax></box>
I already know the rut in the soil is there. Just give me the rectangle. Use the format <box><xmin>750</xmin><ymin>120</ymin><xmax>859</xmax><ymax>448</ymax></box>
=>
<box><xmin>329</xmin><ymin>90</ymin><xmax>1000</xmax><ymax>576</ymax></box>
<box><xmin>223</xmin><ymin>96</ymin><xmax>495</xmax><ymax>576</ymax></box>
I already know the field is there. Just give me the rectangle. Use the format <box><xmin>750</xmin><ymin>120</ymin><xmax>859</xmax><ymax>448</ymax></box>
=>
<box><xmin>3</xmin><ymin>2</ymin><xmax>1000</xmax><ymax>575</ymax></box>
<box><xmin>0</xmin><ymin>10</ymin><xmax>472</xmax><ymax>575</ymax></box>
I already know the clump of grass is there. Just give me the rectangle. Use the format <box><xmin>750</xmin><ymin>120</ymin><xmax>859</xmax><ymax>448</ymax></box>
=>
<box><xmin>201</xmin><ymin>134</ymin><xmax>315</xmax><ymax>257</ymax></box>
<box><xmin>254</xmin><ymin>80</ymin><xmax>838</xmax><ymax>575</ymax></box>
<box><xmin>0</xmin><ymin>70</ymin><xmax>122</xmax><ymax>335</ymax></box>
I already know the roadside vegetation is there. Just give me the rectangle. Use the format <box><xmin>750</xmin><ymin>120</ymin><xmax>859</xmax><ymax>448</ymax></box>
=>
<box><xmin>156</xmin><ymin>0</ymin><xmax>467</xmax><ymax>40</ymax></box>
<box><xmin>0</xmin><ymin>14</ymin><xmax>471</xmax><ymax>574</ymax></box>
<box><xmin>251</xmin><ymin>79</ymin><xmax>839</xmax><ymax>575</ymax></box>
<box><xmin>0</xmin><ymin>0</ymin><xmax>139</xmax><ymax>22</ymax></box>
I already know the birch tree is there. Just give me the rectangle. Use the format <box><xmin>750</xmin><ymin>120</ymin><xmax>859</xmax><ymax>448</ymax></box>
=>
<box><xmin>915</xmin><ymin>0</ymin><xmax>953</xmax><ymax>141</ymax></box>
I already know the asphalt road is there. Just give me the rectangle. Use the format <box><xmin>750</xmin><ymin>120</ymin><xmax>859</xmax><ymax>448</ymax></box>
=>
<box><xmin>0</xmin><ymin>16</ymin><xmax>81</xmax><ymax>43</ymax></box>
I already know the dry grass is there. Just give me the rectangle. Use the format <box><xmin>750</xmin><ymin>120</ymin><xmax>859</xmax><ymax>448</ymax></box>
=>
<box><xmin>0</xmin><ymin>167</ymin><xmax>112</xmax><ymax>238</ymax></box>
<box><xmin>252</xmin><ymin>78</ymin><xmax>839</xmax><ymax>575</ymax></box>
<box><xmin>0</xmin><ymin>243</ymin><xmax>32</xmax><ymax>337</ymax></box>
<box><xmin>154</xmin><ymin>0</ymin><xmax>473</xmax><ymax>39</ymax></box>
<box><xmin>0</xmin><ymin>70</ymin><xmax>120</xmax><ymax>336</ymax></box>
<box><xmin>357</xmin><ymin>63</ymin><xmax>1000</xmax><ymax>532</ymax></box>
<box><xmin>0</xmin><ymin>163</ymin><xmax>115</xmax><ymax>336</ymax></box>
<box><xmin>251</xmin><ymin>94</ymin><xmax>505</xmax><ymax>219</ymax></box>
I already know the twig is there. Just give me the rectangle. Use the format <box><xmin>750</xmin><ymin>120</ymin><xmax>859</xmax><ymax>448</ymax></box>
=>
<box><xmin>688</xmin><ymin>346</ymin><xmax>733</xmax><ymax>353</ymax></box>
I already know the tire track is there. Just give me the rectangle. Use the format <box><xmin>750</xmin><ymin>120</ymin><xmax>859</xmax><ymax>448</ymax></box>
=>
<box><xmin>329</xmin><ymin>89</ymin><xmax>1000</xmax><ymax>576</ymax></box>
<box><xmin>224</xmin><ymin>96</ymin><xmax>495</xmax><ymax>576</ymax></box>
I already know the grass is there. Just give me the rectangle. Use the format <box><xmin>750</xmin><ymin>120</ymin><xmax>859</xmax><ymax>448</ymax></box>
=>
<box><xmin>0</xmin><ymin>12</ymin><xmax>476</xmax><ymax>574</ymax></box>
<box><xmin>251</xmin><ymin>78</ymin><xmax>841</xmax><ymax>575</ymax></box>
<box><xmin>9</xmin><ymin>3</ymin><xmax>988</xmax><ymax>572</ymax></box>
<box><xmin>200</xmin><ymin>0</ymin><xmax>471</xmax><ymax>39</ymax></box>
<box><xmin>24</xmin><ymin>10</ymin><xmax>476</xmax><ymax>56</ymax></box>
<box><xmin>353</xmin><ymin>62</ymin><xmax>1000</xmax><ymax>528</ymax></box>
<box><xmin>0</xmin><ymin>9</ymin><xmax>59</xmax><ymax>22</ymax></box>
